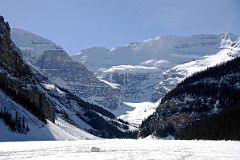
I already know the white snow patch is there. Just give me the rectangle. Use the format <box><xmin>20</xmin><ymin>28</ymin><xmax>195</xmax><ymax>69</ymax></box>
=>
<box><xmin>54</xmin><ymin>118</ymin><xmax>98</xmax><ymax>140</ymax></box>
<box><xmin>98</xmin><ymin>78</ymin><xmax>120</xmax><ymax>89</ymax></box>
<box><xmin>173</xmin><ymin>47</ymin><xmax>239</xmax><ymax>81</ymax></box>
<box><xmin>110</xmin><ymin>47</ymin><xmax>116</xmax><ymax>52</ymax></box>
<box><xmin>103</xmin><ymin>65</ymin><xmax>158</xmax><ymax>74</ymax></box>
<box><xmin>211</xmin><ymin>100</ymin><xmax>219</xmax><ymax>114</ymax></box>
<box><xmin>140</xmin><ymin>59</ymin><xmax>169</xmax><ymax>67</ymax></box>
<box><xmin>42</xmin><ymin>83</ymin><xmax>65</xmax><ymax>95</ymax></box>
<box><xmin>114</xmin><ymin>101</ymin><xmax>159</xmax><ymax>127</ymax></box>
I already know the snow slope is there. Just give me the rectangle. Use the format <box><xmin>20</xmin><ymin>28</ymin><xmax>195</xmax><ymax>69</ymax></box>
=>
<box><xmin>0</xmin><ymin>90</ymin><xmax>98</xmax><ymax>141</ymax></box>
<box><xmin>153</xmin><ymin>34</ymin><xmax>240</xmax><ymax>100</ymax></box>
<box><xmin>1</xmin><ymin>140</ymin><xmax>240</xmax><ymax>160</ymax></box>
<box><xmin>113</xmin><ymin>101</ymin><xmax>159</xmax><ymax>127</ymax></box>
<box><xmin>171</xmin><ymin>40</ymin><xmax>240</xmax><ymax>78</ymax></box>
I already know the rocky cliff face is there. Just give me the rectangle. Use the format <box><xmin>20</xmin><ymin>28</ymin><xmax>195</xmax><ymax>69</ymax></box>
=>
<box><xmin>0</xmin><ymin>16</ymin><xmax>55</xmax><ymax>122</ymax></box>
<box><xmin>11</xmin><ymin>28</ymin><xmax>122</xmax><ymax>110</ymax></box>
<box><xmin>36</xmin><ymin>49</ymin><xmax>122</xmax><ymax>109</ymax></box>
<box><xmin>97</xmin><ymin>65</ymin><xmax>164</xmax><ymax>102</ymax></box>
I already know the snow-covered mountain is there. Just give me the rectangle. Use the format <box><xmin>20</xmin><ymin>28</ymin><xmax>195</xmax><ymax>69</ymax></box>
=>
<box><xmin>139</xmin><ymin>55</ymin><xmax>240</xmax><ymax>139</ymax></box>
<box><xmin>11</xmin><ymin>28</ymin><xmax>122</xmax><ymax>110</ymax></box>
<box><xmin>10</xmin><ymin>26</ymin><xmax>240</xmax><ymax>130</ymax></box>
<box><xmin>153</xmin><ymin>34</ymin><xmax>240</xmax><ymax>101</ymax></box>
<box><xmin>138</xmin><ymin>35</ymin><xmax>240</xmax><ymax>139</ymax></box>
<box><xmin>73</xmin><ymin>33</ymin><xmax>238</xmax><ymax>103</ymax></box>
<box><xmin>73</xmin><ymin>34</ymin><xmax>232</xmax><ymax>71</ymax></box>
<box><xmin>0</xmin><ymin>16</ymin><xmax>132</xmax><ymax>140</ymax></box>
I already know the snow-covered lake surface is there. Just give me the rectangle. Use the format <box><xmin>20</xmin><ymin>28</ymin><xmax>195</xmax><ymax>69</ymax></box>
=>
<box><xmin>1</xmin><ymin>140</ymin><xmax>240</xmax><ymax>160</ymax></box>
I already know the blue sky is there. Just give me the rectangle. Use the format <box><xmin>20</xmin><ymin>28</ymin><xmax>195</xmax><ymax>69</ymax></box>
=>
<box><xmin>0</xmin><ymin>0</ymin><xmax>239</xmax><ymax>54</ymax></box>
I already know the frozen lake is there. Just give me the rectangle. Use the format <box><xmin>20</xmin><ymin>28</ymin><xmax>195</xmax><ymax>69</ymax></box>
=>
<box><xmin>0</xmin><ymin>140</ymin><xmax>240</xmax><ymax>160</ymax></box>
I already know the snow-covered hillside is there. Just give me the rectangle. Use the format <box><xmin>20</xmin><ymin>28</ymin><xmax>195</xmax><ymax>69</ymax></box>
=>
<box><xmin>139</xmin><ymin>53</ymin><xmax>240</xmax><ymax>139</ymax></box>
<box><xmin>1</xmin><ymin>140</ymin><xmax>240</xmax><ymax>160</ymax></box>
<box><xmin>0</xmin><ymin>90</ymin><xmax>97</xmax><ymax>141</ymax></box>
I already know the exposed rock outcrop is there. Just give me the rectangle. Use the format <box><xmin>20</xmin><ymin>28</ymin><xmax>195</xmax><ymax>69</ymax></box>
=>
<box><xmin>0</xmin><ymin>16</ymin><xmax>55</xmax><ymax>122</ymax></box>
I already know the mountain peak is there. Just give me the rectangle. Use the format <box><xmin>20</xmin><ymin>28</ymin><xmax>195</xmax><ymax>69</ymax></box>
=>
<box><xmin>11</xmin><ymin>28</ymin><xmax>123</xmax><ymax>110</ymax></box>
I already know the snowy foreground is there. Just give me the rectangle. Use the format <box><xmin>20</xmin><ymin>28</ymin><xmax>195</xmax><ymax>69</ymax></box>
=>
<box><xmin>1</xmin><ymin>140</ymin><xmax>240</xmax><ymax>160</ymax></box>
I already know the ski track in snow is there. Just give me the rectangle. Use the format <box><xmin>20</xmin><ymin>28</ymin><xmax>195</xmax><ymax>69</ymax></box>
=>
<box><xmin>0</xmin><ymin>140</ymin><xmax>240</xmax><ymax>160</ymax></box>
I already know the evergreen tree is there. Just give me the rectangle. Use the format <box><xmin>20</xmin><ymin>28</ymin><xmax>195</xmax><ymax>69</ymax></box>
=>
<box><xmin>0</xmin><ymin>109</ymin><xmax>30</xmax><ymax>134</ymax></box>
